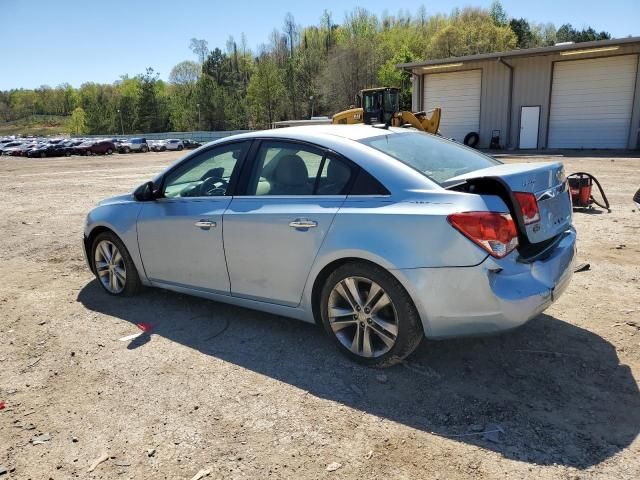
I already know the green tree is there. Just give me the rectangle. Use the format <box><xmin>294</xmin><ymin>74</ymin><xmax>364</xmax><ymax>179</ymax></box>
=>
<box><xmin>189</xmin><ymin>38</ymin><xmax>209</xmax><ymax>64</ymax></box>
<box><xmin>68</xmin><ymin>107</ymin><xmax>88</xmax><ymax>135</ymax></box>
<box><xmin>510</xmin><ymin>18</ymin><xmax>534</xmax><ymax>48</ymax></box>
<box><xmin>429</xmin><ymin>8</ymin><xmax>517</xmax><ymax>58</ymax></box>
<box><xmin>247</xmin><ymin>56</ymin><xmax>285</xmax><ymax>128</ymax></box>
<box><xmin>169</xmin><ymin>60</ymin><xmax>201</xmax><ymax>85</ymax></box>
<box><xmin>489</xmin><ymin>0</ymin><xmax>508</xmax><ymax>26</ymax></box>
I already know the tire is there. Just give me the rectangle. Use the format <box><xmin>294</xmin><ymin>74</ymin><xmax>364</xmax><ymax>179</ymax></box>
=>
<box><xmin>91</xmin><ymin>231</ymin><xmax>141</xmax><ymax>296</ymax></box>
<box><xmin>141</xmin><ymin>146</ymin><xmax>148</xmax><ymax>153</ymax></box>
<box><xmin>106</xmin><ymin>148</ymin><xmax>113</xmax><ymax>155</ymax></box>
<box><xmin>124</xmin><ymin>146</ymin><xmax>130</xmax><ymax>154</ymax></box>
<box><xmin>319</xmin><ymin>261</ymin><xmax>423</xmax><ymax>368</ymax></box>
<box><xmin>40</xmin><ymin>152</ymin><xmax>46</xmax><ymax>158</ymax></box>
<box><xmin>178</xmin><ymin>145</ymin><xmax>183</xmax><ymax>151</ymax></box>
<box><xmin>463</xmin><ymin>131</ymin><xmax>480</xmax><ymax>148</ymax></box>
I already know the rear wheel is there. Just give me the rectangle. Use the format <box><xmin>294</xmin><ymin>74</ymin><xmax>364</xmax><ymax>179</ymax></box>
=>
<box><xmin>320</xmin><ymin>261</ymin><xmax>423</xmax><ymax>367</ymax></box>
<box><xmin>177</xmin><ymin>145</ymin><xmax>183</xmax><ymax>151</ymax></box>
<box><xmin>91</xmin><ymin>231</ymin><xmax>141</xmax><ymax>296</ymax></box>
<box><xmin>106</xmin><ymin>148</ymin><xmax>113</xmax><ymax>155</ymax></box>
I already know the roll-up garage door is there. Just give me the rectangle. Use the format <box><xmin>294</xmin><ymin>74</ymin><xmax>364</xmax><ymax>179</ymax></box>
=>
<box><xmin>548</xmin><ymin>55</ymin><xmax>637</xmax><ymax>148</ymax></box>
<box><xmin>423</xmin><ymin>70</ymin><xmax>481</xmax><ymax>143</ymax></box>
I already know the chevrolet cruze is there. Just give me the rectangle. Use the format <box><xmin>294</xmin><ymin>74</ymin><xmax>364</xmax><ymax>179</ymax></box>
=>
<box><xmin>83</xmin><ymin>125</ymin><xmax>575</xmax><ymax>367</ymax></box>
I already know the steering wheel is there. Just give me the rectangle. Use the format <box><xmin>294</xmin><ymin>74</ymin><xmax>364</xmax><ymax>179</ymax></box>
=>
<box><xmin>200</xmin><ymin>176</ymin><xmax>228</xmax><ymax>196</ymax></box>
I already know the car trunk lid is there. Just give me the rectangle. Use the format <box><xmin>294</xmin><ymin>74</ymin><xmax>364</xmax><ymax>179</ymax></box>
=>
<box><xmin>445</xmin><ymin>161</ymin><xmax>572</xmax><ymax>244</ymax></box>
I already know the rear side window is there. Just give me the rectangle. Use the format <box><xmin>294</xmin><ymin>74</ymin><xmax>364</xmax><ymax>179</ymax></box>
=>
<box><xmin>246</xmin><ymin>141</ymin><xmax>353</xmax><ymax>196</ymax></box>
<box><xmin>350</xmin><ymin>168</ymin><xmax>390</xmax><ymax>195</ymax></box>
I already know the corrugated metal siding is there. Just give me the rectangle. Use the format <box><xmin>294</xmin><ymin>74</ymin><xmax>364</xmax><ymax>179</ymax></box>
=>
<box><xmin>509</xmin><ymin>56</ymin><xmax>553</xmax><ymax>148</ymax></box>
<box><xmin>420</xmin><ymin>62</ymin><xmax>510</xmax><ymax>148</ymax></box>
<box><xmin>410</xmin><ymin>41</ymin><xmax>640</xmax><ymax>149</ymax></box>
<box><xmin>477</xmin><ymin>60</ymin><xmax>510</xmax><ymax>148</ymax></box>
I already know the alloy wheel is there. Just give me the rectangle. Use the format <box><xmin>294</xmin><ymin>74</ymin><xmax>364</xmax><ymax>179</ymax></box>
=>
<box><xmin>94</xmin><ymin>240</ymin><xmax>127</xmax><ymax>294</ymax></box>
<box><xmin>328</xmin><ymin>276</ymin><xmax>399</xmax><ymax>358</ymax></box>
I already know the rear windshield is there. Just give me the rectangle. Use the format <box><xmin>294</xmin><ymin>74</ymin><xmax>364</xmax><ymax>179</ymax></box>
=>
<box><xmin>359</xmin><ymin>132</ymin><xmax>500</xmax><ymax>184</ymax></box>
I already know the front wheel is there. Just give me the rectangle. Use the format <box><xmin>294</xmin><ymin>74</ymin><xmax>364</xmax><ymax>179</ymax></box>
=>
<box><xmin>320</xmin><ymin>261</ymin><xmax>423</xmax><ymax>367</ymax></box>
<box><xmin>91</xmin><ymin>231</ymin><xmax>141</xmax><ymax>296</ymax></box>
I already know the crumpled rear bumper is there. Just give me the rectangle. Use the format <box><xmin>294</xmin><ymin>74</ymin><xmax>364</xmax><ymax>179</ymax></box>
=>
<box><xmin>395</xmin><ymin>228</ymin><xmax>576</xmax><ymax>339</ymax></box>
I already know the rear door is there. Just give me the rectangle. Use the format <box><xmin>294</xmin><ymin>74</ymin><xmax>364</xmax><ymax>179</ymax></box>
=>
<box><xmin>223</xmin><ymin>140</ymin><xmax>354</xmax><ymax>306</ymax></box>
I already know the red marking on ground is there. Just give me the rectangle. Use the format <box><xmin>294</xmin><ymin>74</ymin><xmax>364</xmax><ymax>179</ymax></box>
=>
<box><xmin>136</xmin><ymin>322</ymin><xmax>153</xmax><ymax>333</ymax></box>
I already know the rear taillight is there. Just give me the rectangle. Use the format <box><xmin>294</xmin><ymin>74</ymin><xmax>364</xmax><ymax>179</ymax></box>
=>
<box><xmin>447</xmin><ymin>212</ymin><xmax>519</xmax><ymax>258</ymax></box>
<box><xmin>513</xmin><ymin>192</ymin><xmax>540</xmax><ymax>225</ymax></box>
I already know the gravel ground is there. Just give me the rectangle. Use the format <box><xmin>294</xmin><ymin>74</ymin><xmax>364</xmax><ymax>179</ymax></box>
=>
<box><xmin>0</xmin><ymin>149</ymin><xmax>639</xmax><ymax>479</ymax></box>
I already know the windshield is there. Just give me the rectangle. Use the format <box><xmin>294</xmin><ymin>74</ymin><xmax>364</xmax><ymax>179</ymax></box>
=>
<box><xmin>359</xmin><ymin>132</ymin><xmax>500</xmax><ymax>184</ymax></box>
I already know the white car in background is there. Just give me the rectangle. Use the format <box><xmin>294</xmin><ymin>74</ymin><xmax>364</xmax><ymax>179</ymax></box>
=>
<box><xmin>165</xmin><ymin>139</ymin><xmax>184</xmax><ymax>151</ymax></box>
<box><xmin>150</xmin><ymin>140</ymin><xmax>167</xmax><ymax>152</ymax></box>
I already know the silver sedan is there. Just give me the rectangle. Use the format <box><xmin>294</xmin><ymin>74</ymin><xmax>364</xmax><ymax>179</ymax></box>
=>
<box><xmin>83</xmin><ymin>125</ymin><xmax>575</xmax><ymax>367</ymax></box>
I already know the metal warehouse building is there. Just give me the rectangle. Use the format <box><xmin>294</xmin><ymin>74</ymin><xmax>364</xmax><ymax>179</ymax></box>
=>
<box><xmin>398</xmin><ymin>37</ymin><xmax>640</xmax><ymax>149</ymax></box>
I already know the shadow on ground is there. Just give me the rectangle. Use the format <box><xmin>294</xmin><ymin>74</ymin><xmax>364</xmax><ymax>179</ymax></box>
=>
<box><xmin>78</xmin><ymin>280</ymin><xmax>639</xmax><ymax>469</ymax></box>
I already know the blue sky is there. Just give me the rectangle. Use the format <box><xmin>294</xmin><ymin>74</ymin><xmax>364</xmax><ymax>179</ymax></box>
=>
<box><xmin>1</xmin><ymin>0</ymin><xmax>638</xmax><ymax>90</ymax></box>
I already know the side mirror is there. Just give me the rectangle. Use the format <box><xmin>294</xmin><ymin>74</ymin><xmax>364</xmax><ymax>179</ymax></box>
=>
<box><xmin>133</xmin><ymin>181</ymin><xmax>157</xmax><ymax>201</ymax></box>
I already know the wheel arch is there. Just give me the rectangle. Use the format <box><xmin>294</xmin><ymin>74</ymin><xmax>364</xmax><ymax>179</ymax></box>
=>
<box><xmin>84</xmin><ymin>225</ymin><xmax>118</xmax><ymax>274</ymax></box>
<box><xmin>308</xmin><ymin>255</ymin><xmax>422</xmax><ymax>331</ymax></box>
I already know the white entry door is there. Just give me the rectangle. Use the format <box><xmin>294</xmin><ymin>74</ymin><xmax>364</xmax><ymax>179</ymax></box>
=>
<box><xmin>519</xmin><ymin>106</ymin><xmax>540</xmax><ymax>149</ymax></box>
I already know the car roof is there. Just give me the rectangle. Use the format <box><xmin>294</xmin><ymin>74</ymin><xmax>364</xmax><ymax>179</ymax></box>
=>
<box><xmin>232</xmin><ymin>124</ymin><xmax>408</xmax><ymax>142</ymax></box>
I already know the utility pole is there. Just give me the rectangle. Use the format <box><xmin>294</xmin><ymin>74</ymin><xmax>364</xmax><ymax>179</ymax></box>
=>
<box><xmin>117</xmin><ymin>109</ymin><xmax>124</xmax><ymax>135</ymax></box>
<box><xmin>197</xmin><ymin>103</ymin><xmax>201</xmax><ymax>131</ymax></box>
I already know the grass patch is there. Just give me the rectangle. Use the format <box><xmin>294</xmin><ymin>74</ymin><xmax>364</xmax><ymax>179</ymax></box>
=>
<box><xmin>0</xmin><ymin>115</ymin><xmax>70</xmax><ymax>137</ymax></box>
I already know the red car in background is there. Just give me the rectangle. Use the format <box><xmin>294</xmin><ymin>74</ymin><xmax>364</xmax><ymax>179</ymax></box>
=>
<box><xmin>74</xmin><ymin>140</ymin><xmax>116</xmax><ymax>156</ymax></box>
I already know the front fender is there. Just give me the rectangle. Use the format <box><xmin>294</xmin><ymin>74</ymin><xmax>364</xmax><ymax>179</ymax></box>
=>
<box><xmin>84</xmin><ymin>203</ymin><xmax>148</xmax><ymax>284</ymax></box>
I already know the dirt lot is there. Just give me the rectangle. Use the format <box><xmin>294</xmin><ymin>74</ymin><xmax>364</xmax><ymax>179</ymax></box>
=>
<box><xmin>0</xmin><ymin>149</ymin><xmax>639</xmax><ymax>479</ymax></box>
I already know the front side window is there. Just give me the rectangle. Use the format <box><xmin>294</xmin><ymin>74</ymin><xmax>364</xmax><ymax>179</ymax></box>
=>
<box><xmin>359</xmin><ymin>132</ymin><xmax>500</xmax><ymax>185</ymax></box>
<box><xmin>246</xmin><ymin>141</ymin><xmax>352</xmax><ymax>196</ymax></box>
<box><xmin>163</xmin><ymin>142</ymin><xmax>247</xmax><ymax>198</ymax></box>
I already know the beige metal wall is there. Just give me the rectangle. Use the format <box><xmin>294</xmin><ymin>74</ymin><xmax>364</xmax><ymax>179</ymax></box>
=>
<box><xmin>412</xmin><ymin>42</ymin><xmax>640</xmax><ymax>149</ymax></box>
<box><xmin>509</xmin><ymin>44</ymin><xmax>640</xmax><ymax>149</ymax></box>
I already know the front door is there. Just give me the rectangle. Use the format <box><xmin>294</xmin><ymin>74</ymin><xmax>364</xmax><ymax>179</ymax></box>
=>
<box><xmin>519</xmin><ymin>106</ymin><xmax>540</xmax><ymax>149</ymax></box>
<box><xmin>136</xmin><ymin>141</ymin><xmax>248</xmax><ymax>293</ymax></box>
<box><xmin>223</xmin><ymin>140</ymin><xmax>354</xmax><ymax>306</ymax></box>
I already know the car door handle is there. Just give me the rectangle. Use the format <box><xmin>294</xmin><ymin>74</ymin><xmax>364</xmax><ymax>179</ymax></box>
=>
<box><xmin>289</xmin><ymin>218</ymin><xmax>318</xmax><ymax>229</ymax></box>
<box><xmin>194</xmin><ymin>220</ymin><xmax>216</xmax><ymax>229</ymax></box>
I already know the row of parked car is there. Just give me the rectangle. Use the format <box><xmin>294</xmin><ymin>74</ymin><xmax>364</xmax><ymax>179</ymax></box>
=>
<box><xmin>0</xmin><ymin>136</ymin><xmax>203</xmax><ymax>158</ymax></box>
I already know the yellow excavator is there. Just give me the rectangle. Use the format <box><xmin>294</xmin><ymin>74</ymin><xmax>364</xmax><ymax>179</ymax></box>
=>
<box><xmin>332</xmin><ymin>87</ymin><xmax>441</xmax><ymax>134</ymax></box>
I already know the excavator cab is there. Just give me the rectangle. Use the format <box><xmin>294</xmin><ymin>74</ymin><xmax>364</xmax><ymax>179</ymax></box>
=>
<box><xmin>357</xmin><ymin>87</ymin><xmax>401</xmax><ymax>125</ymax></box>
<box><xmin>332</xmin><ymin>86</ymin><xmax>440</xmax><ymax>134</ymax></box>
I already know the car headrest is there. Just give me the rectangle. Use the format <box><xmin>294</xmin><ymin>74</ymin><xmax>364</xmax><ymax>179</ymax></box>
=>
<box><xmin>273</xmin><ymin>155</ymin><xmax>308</xmax><ymax>186</ymax></box>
